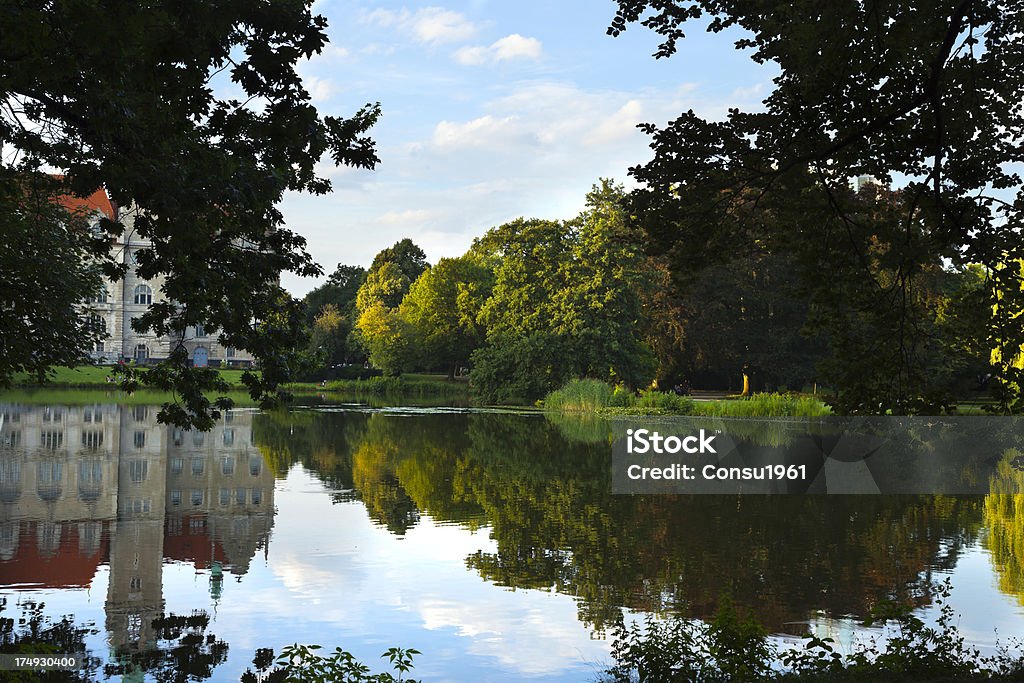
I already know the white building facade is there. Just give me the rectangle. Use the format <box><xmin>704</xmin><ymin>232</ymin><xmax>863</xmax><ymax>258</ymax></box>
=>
<box><xmin>67</xmin><ymin>189</ymin><xmax>253</xmax><ymax>368</ymax></box>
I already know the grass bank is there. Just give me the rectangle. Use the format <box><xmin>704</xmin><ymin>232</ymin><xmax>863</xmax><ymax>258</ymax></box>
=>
<box><xmin>287</xmin><ymin>373</ymin><xmax>470</xmax><ymax>399</ymax></box>
<box><xmin>543</xmin><ymin>379</ymin><xmax>832</xmax><ymax>417</ymax></box>
<box><xmin>11</xmin><ymin>365</ymin><xmax>255</xmax><ymax>389</ymax></box>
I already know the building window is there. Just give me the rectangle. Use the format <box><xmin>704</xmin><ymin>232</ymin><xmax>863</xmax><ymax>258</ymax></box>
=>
<box><xmin>81</xmin><ymin>430</ymin><xmax>103</xmax><ymax>450</ymax></box>
<box><xmin>2</xmin><ymin>431</ymin><xmax>21</xmax><ymax>449</ymax></box>
<box><xmin>225</xmin><ymin>347</ymin><xmax>235</xmax><ymax>358</ymax></box>
<box><xmin>222</xmin><ymin>429</ymin><xmax>234</xmax><ymax>447</ymax></box>
<box><xmin>249</xmin><ymin>457</ymin><xmax>261</xmax><ymax>477</ymax></box>
<box><xmin>129</xmin><ymin>576</ymin><xmax>142</xmax><ymax>592</ymax></box>
<box><xmin>83</xmin><ymin>406</ymin><xmax>102</xmax><ymax>424</ymax></box>
<box><xmin>86</xmin><ymin>315</ymin><xmax>106</xmax><ymax>354</ymax></box>
<box><xmin>170</xmin><ymin>489</ymin><xmax>182</xmax><ymax>506</ymax></box>
<box><xmin>191</xmin><ymin>489</ymin><xmax>203</xmax><ymax>506</ymax></box>
<box><xmin>132</xmin><ymin>405</ymin><xmax>148</xmax><ymax>422</ymax></box>
<box><xmin>251</xmin><ymin>488</ymin><xmax>262</xmax><ymax>505</ymax></box>
<box><xmin>129</xmin><ymin>459</ymin><xmax>148</xmax><ymax>483</ymax></box>
<box><xmin>134</xmin><ymin>344</ymin><xmax>148</xmax><ymax>362</ymax></box>
<box><xmin>41</xmin><ymin>430</ymin><xmax>63</xmax><ymax>449</ymax></box>
<box><xmin>133</xmin><ymin>431</ymin><xmax>146</xmax><ymax>449</ymax></box>
<box><xmin>192</xmin><ymin>431</ymin><xmax>205</xmax><ymax>447</ymax></box>
<box><xmin>86</xmin><ymin>285</ymin><xmax>108</xmax><ymax>304</ymax></box>
<box><xmin>170</xmin><ymin>457</ymin><xmax>183</xmax><ymax>475</ymax></box>
<box><xmin>235</xmin><ymin>487</ymin><xmax>246</xmax><ymax>505</ymax></box>
<box><xmin>219</xmin><ymin>488</ymin><xmax>230</xmax><ymax>506</ymax></box>
<box><xmin>42</xmin><ymin>407</ymin><xmax>62</xmax><ymax>423</ymax></box>
<box><xmin>194</xmin><ymin>324</ymin><xmax>205</xmax><ymax>337</ymax></box>
<box><xmin>191</xmin><ymin>457</ymin><xmax>204</xmax><ymax>476</ymax></box>
<box><xmin>133</xmin><ymin>284</ymin><xmax>153</xmax><ymax>305</ymax></box>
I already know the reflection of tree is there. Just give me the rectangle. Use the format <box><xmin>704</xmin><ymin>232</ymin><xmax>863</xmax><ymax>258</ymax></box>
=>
<box><xmin>254</xmin><ymin>409</ymin><xmax>985</xmax><ymax>635</ymax></box>
<box><xmin>0</xmin><ymin>597</ymin><xmax>101</xmax><ymax>682</ymax></box>
<box><xmin>351</xmin><ymin>428</ymin><xmax>420</xmax><ymax>535</ymax></box>
<box><xmin>983</xmin><ymin>449</ymin><xmax>1024</xmax><ymax>606</ymax></box>
<box><xmin>104</xmin><ymin>611</ymin><xmax>228</xmax><ymax>683</ymax></box>
<box><xmin>252</xmin><ymin>410</ymin><xmax>365</xmax><ymax>497</ymax></box>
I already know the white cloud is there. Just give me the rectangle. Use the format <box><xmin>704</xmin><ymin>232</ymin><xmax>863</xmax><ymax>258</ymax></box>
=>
<box><xmin>367</xmin><ymin>7</ymin><xmax>477</xmax><ymax>45</ymax></box>
<box><xmin>375</xmin><ymin>208</ymin><xmax>438</xmax><ymax>226</ymax></box>
<box><xmin>280</xmin><ymin>79</ymin><xmax>766</xmax><ymax>297</ymax></box>
<box><xmin>304</xmin><ymin>74</ymin><xmax>338</xmax><ymax>103</ymax></box>
<box><xmin>455</xmin><ymin>33</ymin><xmax>543</xmax><ymax>65</ymax></box>
<box><xmin>432</xmin><ymin>114</ymin><xmax>522</xmax><ymax>149</ymax></box>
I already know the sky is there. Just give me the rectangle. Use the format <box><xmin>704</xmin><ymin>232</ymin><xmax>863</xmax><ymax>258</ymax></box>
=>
<box><xmin>277</xmin><ymin>0</ymin><xmax>776</xmax><ymax>297</ymax></box>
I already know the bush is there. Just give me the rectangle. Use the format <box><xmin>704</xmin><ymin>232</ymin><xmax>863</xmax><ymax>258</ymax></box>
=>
<box><xmin>242</xmin><ymin>644</ymin><xmax>420</xmax><ymax>683</ymax></box>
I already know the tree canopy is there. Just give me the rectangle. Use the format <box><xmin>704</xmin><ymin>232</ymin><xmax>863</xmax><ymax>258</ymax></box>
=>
<box><xmin>609</xmin><ymin>0</ymin><xmax>1024</xmax><ymax>412</ymax></box>
<box><xmin>0</xmin><ymin>0</ymin><xmax>380</xmax><ymax>427</ymax></box>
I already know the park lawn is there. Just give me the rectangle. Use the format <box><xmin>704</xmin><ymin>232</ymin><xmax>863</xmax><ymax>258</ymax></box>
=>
<box><xmin>10</xmin><ymin>365</ymin><xmax>256</xmax><ymax>388</ymax></box>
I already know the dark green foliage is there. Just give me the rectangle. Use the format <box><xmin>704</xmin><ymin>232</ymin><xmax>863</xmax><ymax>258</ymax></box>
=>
<box><xmin>371</xmin><ymin>238</ymin><xmax>429</xmax><ymax>285</ymax></box>
<box><xmin>470</xmin><ymin>331</ymin><xmax>576</xmax><ymax>403</ymax></box>
<box><xmin>604</xmin><ymin>581</ymin><xmax>1024</xmax><ymax>682</ymax></box>
<box><xmin>103</xmin><ymin>610</ymin><xmax>228</xmax><ymax>682</ymax></box>
<box><xmin>470</xmin><ymin>182</ymin><xmax>659</xmax><ymax>401</ymax></box>
<box><xmin>242</xmin><ymin>643</ymin><xmax>421</xmax><ymax>683</ymax></box>
<box><xmin>0</xmin><ymin>0</ymin><xmax>380</xmax><ymax>428</ymax></box>
<box><xmin>0</xmin><ymin>175</ymin><xmax>104</xmax><ymax>385</ymax></box>
<box><xmin>0</xmin><ymin>598</ymin><xmax>101</xmax><ymax>682</ymax></box>
<box><xmin>302</xmin><ymin>264</ymin><xmax>368</xmax><ymax>372</ymax></box>
<box><xmin>608</xmin><ymin>0</ymin><xmax>1024</xmax><ymax>414</ymax></box>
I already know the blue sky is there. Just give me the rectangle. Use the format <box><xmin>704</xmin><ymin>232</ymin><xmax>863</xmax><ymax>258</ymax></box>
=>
<box><xmin>279</xmin><ymin>1</ymin><xmax>775</xmax><ymax>296</ymax></box>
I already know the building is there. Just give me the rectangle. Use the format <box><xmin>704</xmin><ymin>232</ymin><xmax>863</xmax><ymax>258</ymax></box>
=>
<box><xmin>0</xmin><ymin>402</ymin><xmax>274</xmax><ymax>654</ymax></box>
<box><xmin>61</xmin><ymin>188</ymin><xmax>252</xmax><ymax>368</ymax></box>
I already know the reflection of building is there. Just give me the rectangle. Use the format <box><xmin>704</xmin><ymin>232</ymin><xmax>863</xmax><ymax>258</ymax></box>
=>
<box><xmin>0</xmin><ymin>403</ymin><xmax>273</xmax><ymax>655</ymax></box>
<box><xmin>59</xmin><ymin>189</ymin><xmax>252</xmax><ymax>368</ymax></box>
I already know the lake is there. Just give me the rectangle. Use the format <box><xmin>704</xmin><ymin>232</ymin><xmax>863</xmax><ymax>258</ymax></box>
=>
<box><xmin>1</xmin><ymin>399</ymin><xmax>1023</xmax><ymax>681</ymax></box>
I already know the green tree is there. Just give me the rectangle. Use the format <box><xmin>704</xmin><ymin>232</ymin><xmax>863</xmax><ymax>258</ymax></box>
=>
<box><xmin>304</xmin><ymin>265</ymin><xmax>366</xmax><ymax>326</ymax></box>
<box><xmin>0</xmin><ymin>0</ymin><xmax>380</xmax><ymax>428</ymax></box>
<box><xmin>370</xmin><ymin>238</ymin><xmax>429</xmax><ymax>284</ymax></box>
<box><xmin>303</xmin><ymin>264</ymin><xmax>367</xmax><ymax>367</ymax></box>
<box><xmin>399</xmin><ymin>255</ymin><xmax>493</xmax><ymax>379</ymax></box>
<box><xmin>608</xmin><ymin>0</ymin><xmax>1024</xmax><ymax>413</ymax></box>
<box><xmin>0</xmin><ymin>174</ymin><xmax>104</xmax><ymax>383</ymax></box>
<box><xmin>471</xmin><ymin>182</ymin><xmax>657</xmax><ymax>401</ymax></box>
<box><xmin>356</xmin><ymin>261</ymin><xmax>411</xmax><ymax>313</ymax></box>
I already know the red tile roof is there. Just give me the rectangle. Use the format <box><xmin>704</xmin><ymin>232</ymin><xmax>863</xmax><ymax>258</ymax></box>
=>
<box><xmin>58</xmin><ymin>186</ymin><xmax>116</xmax><ymax>221</ymax></box>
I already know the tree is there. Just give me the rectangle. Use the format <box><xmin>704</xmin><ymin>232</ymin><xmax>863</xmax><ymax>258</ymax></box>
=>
<box><xmin>303</xmin><ymin>264</ymin><xmax>367</xmax><ymax>326</ymax></box>
<box><xmin>399</xmin><ymin>255</ymin><xmax>493</xmax><ymax>379</ymax></box>
<box><xmin>609</xmin><ymin>0</ymin><xmax>1024</xmax><ymax>413</ymax></box>
<box><xmin>354</xmin><ymin>241</ymin><xmax>429</xmax><ymax>374</ymax></box>
<box><xmin>303</xmin><ymin>264</ymin><xmax>366</xmax><ymax>367</ymax></box>
<box><xmin>0</xmin><ymin>0</ymin><xmax>380</xmax><ymax>428</ymax></box>
<box><xmin>370</xmin><ymin>238</ymin><xmax>429</xmax><ymax>284</ymax></box>
<box><xmin>0</xmin><ymin>174</ymin><xmax>104</xmax><ymax>383</ymax></box>
<box><xmin>470</xmin><ymin>182</ymin><xmax>658</xmax><ymax>401</ymax></box>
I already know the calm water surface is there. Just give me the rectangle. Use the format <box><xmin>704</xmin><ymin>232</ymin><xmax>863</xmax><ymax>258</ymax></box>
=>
<box><xmin>1</xmin><ymin>400</ymin><xmax>1023</xmax><ymax>681</ymax></box>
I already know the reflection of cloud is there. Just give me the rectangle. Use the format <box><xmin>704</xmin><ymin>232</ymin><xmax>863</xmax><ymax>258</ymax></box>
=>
<box><xmin>367</xmin><ymin>7</ymin><xmax>477</xmax><ymax>45</ymax></box>
<box><xmin>417</xmin><ymin>596</ymin><xmax>608</xmax><ymax>676</ymax></box>
<box><xmin>455</xmin><ymin>34</ymin><xmax>543</xmax><ymax>65</ymax></box>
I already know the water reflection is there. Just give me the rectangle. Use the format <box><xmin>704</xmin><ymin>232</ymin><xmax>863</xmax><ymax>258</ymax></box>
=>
<box><xmin>253</xmin><ymin>409</ymin><xmax>988</xmax><ymax>634</ymax></box>
<box><xmin>1</xmin><ymin>402</ymin><xmax>1022</xmax><ymax>681</ymax></box>
<box><xmin>0</xmin><ymin>402</ymin><xmax>272</xmax><ymax>662</ymax></box>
